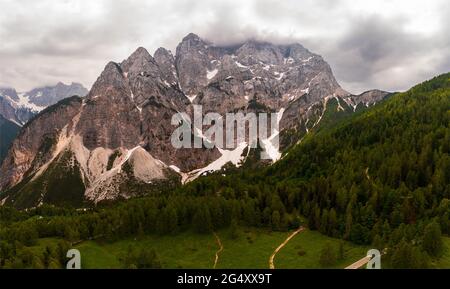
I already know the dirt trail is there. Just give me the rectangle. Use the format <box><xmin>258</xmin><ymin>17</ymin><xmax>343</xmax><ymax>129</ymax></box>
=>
<box><xmin>345</xmin><ymin>256</ymin><xmax>372</xmax><ymax>269</ymax></box>
<box><xmin>346</xmin><ymin>248</ymin><xmax>387</xmax><ymax>269</ymax></box>
<box><xmin>269</xmin><ymin>227</ymin><xmax>304</xmax><ymax>269</ymax></box>
<box><xmin>365</xmin><ymin>167</ymin><xmax>371</xmax><ymax>180</ymax></box>
<box><xmin>213</xmin><ymin>232</ymin><xmax>223</xmax><ymax>269</ymax></box>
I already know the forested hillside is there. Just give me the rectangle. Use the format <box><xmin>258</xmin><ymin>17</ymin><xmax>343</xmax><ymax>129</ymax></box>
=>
<box><xmin>266</xmin><ymin>73</ymin><xmax>450</xmax><ymax>266</ymax></box>
<box><xmin>182</xmin><ymin>73</ymin><xmax>450</xmax><ymax>267</ymax></box>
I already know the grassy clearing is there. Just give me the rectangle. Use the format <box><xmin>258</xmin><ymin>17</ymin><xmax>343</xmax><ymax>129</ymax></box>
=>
<box><xmin>75</xmin><ymin>241</ymin><xmax>122</xmax><ymax>269</ymax></box>
<box><xmin>275</xmin><ymin>229</ymin><xmax>369</xmax><ymax>269</ymax></box>
<box><xmin>205</xmin><ymin>227</ymin><xmax>370</xmax><ymax>269</ymax></box>
<box><xmin>215</xmin><ymin>228</ymin><xmax>289</xmax><ymax>269</ymax></box>
<box><xmin>30</xmin><ymin>229</ymin><xmax>450</xmax><ymax>269</ymax></box>
<box><xmin>76</xmin><ymin>232</ymin><xmax>217</xmax><ymax>269</ymax></box>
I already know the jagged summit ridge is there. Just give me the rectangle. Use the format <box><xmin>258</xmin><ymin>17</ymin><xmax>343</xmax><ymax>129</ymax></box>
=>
<box><xmin>0</xmin><ymin>82</ymin><xmax>88</xmax><ymax>126</ymax></box>
<box><xmin>0</xmin><ymin>33</ymin><xmax>389</xmax><ymax>208</ymax></box>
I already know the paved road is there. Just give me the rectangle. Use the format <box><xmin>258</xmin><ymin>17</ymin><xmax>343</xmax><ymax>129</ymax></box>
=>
<box><xmin>269</xmin><ymin>227</ymin><xmax>305</xmax><ymax>269</ymax></box>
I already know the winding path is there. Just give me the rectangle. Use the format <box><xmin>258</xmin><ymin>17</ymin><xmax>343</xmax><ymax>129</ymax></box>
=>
<box><xmin>213</xmin><ymin>232</ymin><xmax>223</xmax><ymax>269</ymax></box>
<box><xmin>269</xmin><ymin>227</ymin><xmax>304</xmax><ymax>269</ymax></box>
<box><xmin>345</xmin><ymin>256</ymin><xmax>372</xmax><ymax>269</ymax></box>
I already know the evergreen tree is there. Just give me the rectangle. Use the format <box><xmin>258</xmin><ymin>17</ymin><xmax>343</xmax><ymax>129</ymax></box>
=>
<box><xmin>320</xmin><ymin>209</ymin><xmax>329</xmax><ymax>235</ymax></box>
<box><xmin>193</xmin><ymin>204</ymin><xmax>212</xmax><ymax>234</ymax></box>
<box><xmin>328</xmin><ymin>209</ymin><xmax>337</xmax><ymax>236</ymax></box>
<box><xmin>271</xmin><ymin>211</ymin><xmax>281</xmax><ymax>231</ymax></box>
<box><xmin>422</xmin><ymin>221</ymin><xmax>443</xmax><ymax>257</ymax></box>
<box><xmin>64</xmin><ymin>224</ymin><xmax>80</xmax><ymax>244</ymax></box>
<box><xmin>390</xmin><ymin>240</ymin><xmax>430</xmax><ymax>269</ymax></box>
<box><xmin>47</xmin><ymin>258</ymin><xmax>61</xmax><ymax>269</ymax></box>
<box><xmin>337</xmin><ymin>241</ymin><xmax>345</xmax><ymax>260</ymax></box>
<box><xmin>344</xmin><ymin>204</ymin><xmax>353</xmax><ymax>240</ymax></box>
<box><xmin>229</xmin><ymin>218</ymin><xmax>240</xmax><ymax>239</ymax></box>
<box><xmin>32</xmin><ymin>256</ymin><xmax>45</xmax><ymax>269</ymax></box>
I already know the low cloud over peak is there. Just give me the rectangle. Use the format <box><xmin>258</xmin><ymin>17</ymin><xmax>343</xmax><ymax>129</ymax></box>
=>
<box><xmin>0</xmin><ymin>0</ymin><xmax>448</xmax><ymax>93</ymax></box>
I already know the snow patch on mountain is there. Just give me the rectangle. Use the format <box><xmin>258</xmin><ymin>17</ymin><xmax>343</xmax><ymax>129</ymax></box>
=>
<box><xmin>4</xmin><ymin>92</ymin><xmax>45</xmax><ymax>112</ymax></box>
<box><xmin>7</xmin><ymin>118</ymin><xmax>22</xmax><ymax>127</ymax></box>
<box><xmin>186</xmin><ymin>94</ymin><xmax>197</xmax><ymax>102</ymax></box>
<box><xmin>260</xmin><ymin>108</ymin><xmax>285</xmax><ymax>162</ymax></box>
<box><xmin>207</xmin><ymin>68</ymin><xmax>218</xmax><ymax>80</ymax></box>
<box><xmin>235</xmin><ymin>61</ymin><xmax>248</xmax><ymax>68</ymax></box>
<box><xmin>275</xmin><ymin>72</ymin><xmax>285</xmax><ymax>81</ymax></box>
<box><xmin>169</xmin><ymin>165</ymin><xmax>181</xmax><ymax>173</ymax></box>
<box><xmin>186</xmin><ymin>142</ymin><xmax>248</xmax><ymax>182</ymax></box>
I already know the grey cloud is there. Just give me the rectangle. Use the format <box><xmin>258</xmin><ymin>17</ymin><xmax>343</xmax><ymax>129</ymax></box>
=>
<box><xmin>0</xmin><ymin>0</ymin><xmax>448</xmax><ymax>93</ymax></box>
<box><xmin>322</xmin><ymin>14</ymin><xmax>450</xmax><ymax>93</ymax></box>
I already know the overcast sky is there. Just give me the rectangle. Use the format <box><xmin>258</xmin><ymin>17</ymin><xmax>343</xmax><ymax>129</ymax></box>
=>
<box><xmin>0</xmin><ymin>0</ymin><xmax>449</xmax><ymax>94</ymax></box>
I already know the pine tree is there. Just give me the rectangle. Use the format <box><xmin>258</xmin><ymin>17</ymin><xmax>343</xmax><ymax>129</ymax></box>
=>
<box><xmin>328</xmin><ymin>209</ymin><xmax>337</xmax><ymax>236</ymax></box>
<box><xmin>64</xmin><ymin>224</ymin><xmax>80</xmax><ymax>244</ymax></box>
<box><xmin>137</xmin><ymin>222</ymin><xmax>145</xmax><ymax>240</ymax></box>
<box><xmin>320</xmin><ymin>209</ymin><xmax>329</xmax><ymax>235</ymax></box>
<box><xmin>422</xmin><ymin>221</ymin><xmax>443</xmax><ymax>257</ymax></box>
<box><xmin>372</xmin><ymin>234</ymin><xmax>383</xmax><ymax>251</ymax></box>
<box><xmin>262</xmin><ymin>207</ymin><xmax>271</xmax><ymax>226</ymax></box>
<box><xmin>271</xmin><ymin>211</ymin><xmax>281</xmax><ymax>231</ymax></box>
<box><xmin>32</xmin><ymin>256</ymin><xmax>45</xmax><ymax>269</ymax></box>
<box><xmin>166</xmin><ymin>205</ymin><xmax>179</xmax><ymax>234</ymax></box>
<box><xmin>390</xmin><ymin>240</ymin><xmax>430</xmax><ymax>269</ymax></box>
<box><xmin>156</xmin><ymin>206</ymin><xmax>178</xmax><ymax>235</ymax></box>
<box><xmin>229</xmin><ymin>218</ymin><xmax>240</xmax><ymax>239</ymax></box>
<box><xmin>344</xmin><ymin>204</ymin><xmax>353</xmax><ymax>240</ymax></box>
<box><xmin>314</xmin><ymin>206</ymin><xmax>321</xmax><ymax>231</ymax></box>
<box><xmin>337</xmin><ymin>241</ymin><xmax>345</xmax><ymax>260</ymax></box>
<box><xmin>47</xmin><ymin>258</ymin><xmax>61</xmax><ymax>269</ymax></box>
<box><xmin>193</xmin><ymin>204</ymin><xmax>212</xmax><ymax>234</ymax></box>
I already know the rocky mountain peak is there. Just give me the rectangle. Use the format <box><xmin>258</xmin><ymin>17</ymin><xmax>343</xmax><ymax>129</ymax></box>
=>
<box><xmin>181</xmin><ymin>32</ymin><xmax>203</xmax><ymax>43</ymax></box>
<box><xmin>235</xmin><ymin>41</ymin><xmax>285</xmax><ymax>65</ymax></box>
<box><xmin>175</xmin><ymin>34</ymin><xmax>211</xmax><ymax>96</ymax></box>
<box><xmin>120</xmin><ymin>47</ymin><xmax>158</xmax><ymax>75</ymax></box>
<box><xmin>25</xmin><ymin>81</ymin><xmax>89</xmax><ymax>107</ymax></box>
<box><xmin>135</xmin><ymin>46</ymin><xmax>150</xmax><ymax>55</ymax></box>
<box><xmin>0</xmin><ymin>88</ymin><xmax>19</xmax><ymax>101</ymax></box>
<box><xmin>177</xmin><ymin>33</ymin><xmax>210</xmax><ymax>56</ymax></box>
<box><xmin>0</xmin><ymin>82</ymin><xmax>88</xmax><ymax>126</ymax></box>
<box><xmin>0</xmin><ymin>33</ymin><xmax>392</xmax><ymax>208</ymax></box>
<box><xmin>88</xmin><ymin>61</ymin><xmax>128</xmax><ymax>100</ymax></box>
<box><xmin>284</xmin><ymin>43</ymin><xmax>315</xmax><ymax>61</ymax></box>
<box><xmin>346</xmin><ymin>89</ymin><xmax>389</xmax><ymax>108</ymax></box>
<box><xmin>154</xmin><ymin>47</ymin><xmax>178</xmax><ymax>85</ymax></box>
<box><xmin>154</xmin><ymin>47</ymin><xmax>175</xmax><ymax>64</ymax></box>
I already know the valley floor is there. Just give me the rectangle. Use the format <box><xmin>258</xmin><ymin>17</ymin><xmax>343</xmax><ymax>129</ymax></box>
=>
<box><xmin>31</xmin><ymin>228</ymin><xmax>371</xmax><ymax>269</ymax></box>
<box><xmin>28</xmin><ymin>228</ymin><xmax>450</xmax><ymax>269</ymax></box>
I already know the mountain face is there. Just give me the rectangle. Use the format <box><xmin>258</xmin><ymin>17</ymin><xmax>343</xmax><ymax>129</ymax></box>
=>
<box><xmin>25</xmin><ymin>82</ymin><xmax>88</xmax><ymax>107</ymax></box>
<box><xmin>0</xmin><ymin>90</ymin><xmax>35</xmax><ymax>126</ymax></box>
<box><xmin>0</xmin><ymin>115</ymin><xmax>20</xmax><ymax>165</ymax></box>
<box><xmin>0</xmin><ymin>33</ymin><xmax>388</xmax><ymax>208</ymax></box>
<box><xmin>176</xmin><ymin>33</ymin><xmax>349</xmax><ymax>114</ymax></box>
<box><xmin>0</xmin><ymin>82</ymin><xmax>88</xmax><ymax>125</ymax></box>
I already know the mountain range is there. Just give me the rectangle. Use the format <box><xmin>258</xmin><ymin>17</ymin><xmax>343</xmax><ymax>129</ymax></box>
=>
<box><xmin>0</xmin><ymin>82</ymin><xmax>88</xmax><ymax>126</ymax></box>
<box><xmin>0</xmin><ymin>33</ymin><xmax>389</xmax><ymax>208</ymax></box>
